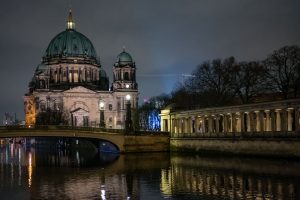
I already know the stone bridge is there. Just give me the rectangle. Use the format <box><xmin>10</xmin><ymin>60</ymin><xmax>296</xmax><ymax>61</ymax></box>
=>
<box><xmin>0</xmin><ymin>126</ymin><xmax>170</xmax><ymax>153</ymax></box>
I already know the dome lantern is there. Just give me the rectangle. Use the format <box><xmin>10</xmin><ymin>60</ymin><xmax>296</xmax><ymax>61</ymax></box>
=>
<box><xmin>67</xmin><ymin>10</ymin><xmax>75</xmax><ymax>30</ymax></box>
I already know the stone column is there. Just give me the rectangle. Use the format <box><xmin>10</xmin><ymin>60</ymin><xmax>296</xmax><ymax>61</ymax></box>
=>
<box><xmin>255</xmin><ymin>111</ymin><xmax>260</xmax><ymax>132</ymax></box>
<box><xmin>183</xmin><ymin>117</ymin><xmax>187</xmax><ymax>133</ymax></box>
<box><xmin>181</xmin><ymin>118</ymin><xmax>184</xmax><ymax>133</ymax></box>
<box><xmin>265</xmin><ymin>110</ymin><xmax>270</xmax><ymax>131</ymax></box>
<box><xmin>200</xmin><ymin>117</ymin><xmax>204</xmax><ymax>133</ymax></box>
<box><xmin>180</xmin><ymin>118</ymin><xmax>183</xmax><ymax>133</ymax></box>
<box><xmin>174</xmin><ymin>118</ymin><xmax>177</xmax><ymax>133</ymax></box>
<box><xmin>189</xmin><ymin>117</ymin><xmax>192</xmax><ymax>133</ymax></box>
<box><xmin>185</xmin><ymin>118</ymin><xmax>189</xmax><ymax>133</ymax></box>
<box><xmin>276</xmin><ymin>109</ymin><xmax>281</xmax><ymax>131</ymax></box>
<box><xmin>287</xmin><ymin>108</ymin><xmax>294</xmax><ymax>131</ymax></box>
<box><xmin>184</xmin><ymin>118</ymin><xmax>187</xmax><ymax>133</ymax></box>
<box><xmin>295</xmin><ymin>108</ymin><xmax>300</xmax><ymax>131</ymax></box>
<box><xmin>246</xmin><ymin>112</ymin><xmax>251</xmax><ymax>132</ymax></box>
<box><xmin>232</xmin><ymin>113</ymin><xmax>236</xmax><ymax>132</ymax></box>
<box><xmin>216</xmin><ymin>115</ymin><xmax>220</xmax><ymax>133</ymax></box>
<box><xmin>237</xmin><ymin>113</ymin><xmax>242</xmax><ymax>132</ymax></box>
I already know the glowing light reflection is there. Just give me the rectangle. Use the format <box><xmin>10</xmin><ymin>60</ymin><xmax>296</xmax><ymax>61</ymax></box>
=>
<box><xmin>28</xmin><ymin>153</ymin><xmax>32</xmax><ymax>187</ymax></box>
<box><xmin>101</xmin><ymin>189</ymin><xmax>106</xmax><ymax>200</ymax></box>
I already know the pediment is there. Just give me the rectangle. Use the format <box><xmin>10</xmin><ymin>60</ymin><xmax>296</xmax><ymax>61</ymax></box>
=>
<box><xmin>64</xmin><ymin>86</ymin><xmax>96</xmax><ymax>94</ymax></box>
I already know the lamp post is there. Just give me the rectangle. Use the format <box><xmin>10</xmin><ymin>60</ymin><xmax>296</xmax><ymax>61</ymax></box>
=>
<box><xmin>125</xmin><ymin>94</ymin><xmax>133</xmax><ymax>133</ymax></box>
<box><xmin>99</xmin><ymin>101</ymin><xmax>105</xmax><ymax>128</ymax></box>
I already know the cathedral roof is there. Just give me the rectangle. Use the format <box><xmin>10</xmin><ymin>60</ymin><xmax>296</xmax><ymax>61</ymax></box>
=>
<box><xmin>116</xmin><ymin>50</ymin><xmax>134</xmax><ymax>66</ymax></box>
<box><xmin>44</xmin><ymin>30</ymin><xmax>98</xmax><ymax>60</ymax></box>
<box><xmin>43</xmin><ymin>10</ymin><xmax>98</xmax><ymax>64</ymax></box>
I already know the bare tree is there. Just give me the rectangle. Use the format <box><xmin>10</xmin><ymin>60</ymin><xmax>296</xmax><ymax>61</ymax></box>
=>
<box><xmin>187</xmin><ymin>57</ymin><xmax>236</xmax><ymax>106</ymax></box>
<box><xmin>232</xmin><ymin>61</ymin><xmax>267</xmax><ymax>103</ymax></box>
<box><xmin>264</xmin><ymin>45</ymin><xmax>300</xmax><ymax>98</ymax></box>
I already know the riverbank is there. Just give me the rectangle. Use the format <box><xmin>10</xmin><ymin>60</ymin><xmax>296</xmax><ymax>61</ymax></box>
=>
<box><xmin>170</xmin><ymin>137</ymin><xmax>300</xmax><ymax>158</ymax></box>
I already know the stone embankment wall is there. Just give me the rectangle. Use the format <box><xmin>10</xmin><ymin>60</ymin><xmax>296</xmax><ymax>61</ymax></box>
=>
<box><xmin>124</xmin><ymin>135</ymin><xmax>170</xmax><ymax>152</ymax></box>
<box><xmin>170</xmin><ymin>138</ymin><xmax>300</xmax><ymax>157</ymax></box>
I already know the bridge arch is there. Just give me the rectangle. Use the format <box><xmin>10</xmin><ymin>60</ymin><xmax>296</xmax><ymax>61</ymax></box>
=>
<box><xmin>98</xmin><ymin>139</ymin><xmax>120</xmax><ymax>153</ymax></box>
<box><xmin>0</xmin><ymin>127</ymin><xmax>125</xmax><ymax>153</ymax></box>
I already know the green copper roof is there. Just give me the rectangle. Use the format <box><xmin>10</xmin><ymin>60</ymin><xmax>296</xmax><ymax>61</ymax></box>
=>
<box><xmin>116</xmin><ymin>51</ymin><xmax>133</xmax><ymax>65</ymax></box>
<box><xmin>44</xmin><ymin>29</ymin><xmax>98</xmax><ymax>60</ymax></box>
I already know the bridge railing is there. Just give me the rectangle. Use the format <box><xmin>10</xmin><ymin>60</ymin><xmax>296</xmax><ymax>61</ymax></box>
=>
<box><xmin>0</xmin><ymin>125</ymin><xmax>170</xmax><ymax>136</ymax></box>
<box><xmin>0</xmin><ymin>125</ymin><xmax>125</xmax><ymax>133</ymax></box>
<box><xmin>171</xmin><ymin>131</ymin><xmax>300</xmax><ymax>139</ymax></box>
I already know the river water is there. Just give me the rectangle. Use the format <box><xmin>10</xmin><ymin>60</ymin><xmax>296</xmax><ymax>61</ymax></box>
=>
<box><xmin>0</xmin><ymin>141</ymin><xmax>300</xmax><ymax>200</ymax></box>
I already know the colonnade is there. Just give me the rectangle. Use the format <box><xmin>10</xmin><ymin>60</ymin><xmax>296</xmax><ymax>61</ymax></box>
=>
<box><xmin>160</xmin><ymin>99</ymin><xmax>300</xmax><ymax>135</ymax></box>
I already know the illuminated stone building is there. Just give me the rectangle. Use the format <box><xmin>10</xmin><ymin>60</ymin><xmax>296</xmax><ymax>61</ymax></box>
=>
<box><xmin>161</xmin><ymin>98</ymin><xmax>300</xmax><ymax>134</ymax></box>
<box><xmin>24</xmin><ymin>11</ymin><xmax>138</xmax><ymax>128</ymax></box>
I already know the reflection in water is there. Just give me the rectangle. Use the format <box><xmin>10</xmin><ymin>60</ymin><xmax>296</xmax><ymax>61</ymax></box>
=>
<box><xmin>160</xmin><ymin>155</ymin><xmax>300</xmax><ymax>200</ymax></box>
<box><xmin>0</xmin><ymin>142</ymin><xmax>300</xmax><ymax>199</ymax></box>
<box><xmin>28</xmin><ymin>152</ymin><xmax>32</xmax><ymax>188</ymax></box>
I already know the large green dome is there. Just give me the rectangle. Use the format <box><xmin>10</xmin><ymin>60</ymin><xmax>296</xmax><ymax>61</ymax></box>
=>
<box><xmin>44</xmin><ymin>29</ymin><xmax>98</xmax><ymax>60</ymax></box>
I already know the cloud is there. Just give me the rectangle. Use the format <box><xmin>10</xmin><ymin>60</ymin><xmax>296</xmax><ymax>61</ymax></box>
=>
<box><xmin>0</xmin><ymin>0</ymin><xmax>300</xmax><ymax>119</ymax></box>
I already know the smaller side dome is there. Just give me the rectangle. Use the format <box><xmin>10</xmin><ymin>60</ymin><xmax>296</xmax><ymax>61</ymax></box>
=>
<box><xmin>115</xmin><ymin>50</ymin><xmax>134</xmax><ymax>66</ymax></box>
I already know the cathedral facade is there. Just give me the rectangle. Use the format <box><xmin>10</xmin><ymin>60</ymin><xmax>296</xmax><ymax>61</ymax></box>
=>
<box><xmin>24</xmin><ymin>11</ymin><xmax>138</xmax><ymax>129</ymax></box>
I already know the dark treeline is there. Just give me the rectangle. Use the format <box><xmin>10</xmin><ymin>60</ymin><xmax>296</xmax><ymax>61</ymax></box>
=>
<box><xmin>139</xmin><ymin>45</ymin><xmax>300</xmax><ymax>130</ymax></box>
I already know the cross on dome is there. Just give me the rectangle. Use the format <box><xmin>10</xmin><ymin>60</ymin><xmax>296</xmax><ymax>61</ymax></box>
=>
<box><xmin>67</xmin><ymin>10</ymin><xmax>75</xmax><ymax>30</ymax></box>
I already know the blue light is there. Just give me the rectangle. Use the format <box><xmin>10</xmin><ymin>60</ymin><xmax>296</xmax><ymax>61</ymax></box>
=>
<box><xmin>148</xmin><ymin>110</ymin><xmax>160</xmax><ymax>131</ymax></box>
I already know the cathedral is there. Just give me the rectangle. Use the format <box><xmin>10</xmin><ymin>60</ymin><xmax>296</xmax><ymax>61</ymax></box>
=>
<box><xmin>24</xmin><ymin>11</ymin><xmax>139</xmax><ymax>129</ymax></box>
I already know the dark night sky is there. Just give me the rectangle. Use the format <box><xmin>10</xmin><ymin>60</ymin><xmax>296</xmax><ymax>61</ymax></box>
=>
<box><xmin>1</xmin><ymin>0</ymin><xmax>300</xmax><ymax>120</ymax></box>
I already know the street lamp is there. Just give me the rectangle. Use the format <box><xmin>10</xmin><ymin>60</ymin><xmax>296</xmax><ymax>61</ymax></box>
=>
<box><xmin>125</xmin><ymin>94</ymin><xmax>133</xmax><ymax>133</ymax></box>
<box><xmin>99</xmin><ymin>101</ymin><xmax>105</xmax><ymax>128</ymax></box>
